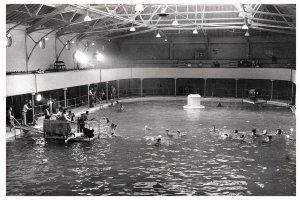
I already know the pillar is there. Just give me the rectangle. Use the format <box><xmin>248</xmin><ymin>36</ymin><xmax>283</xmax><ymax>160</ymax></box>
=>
<box><xmin>204</xmin><ymin>78</ymin><xmax>207</xmax><ymax>97</ymax></box>
<box><xmin>106</xmin><ymin>82</ymin><xmax>109</xmax><ymax>102</ymax></box>
<box><xmin>291</xmin><ymin>82</ymin><xmax>294</xmax><ymax>104</ymax></box>
<box><xmin>87</xmin><ymin>84</ymin><xmax>90</xmax><ymax>108</ymax></box>
<box><xmin>31</xmin><ymin>93</ymin><xmax>35</xmax><ymax>121</ymax></box>
<box><xmin>140</xmin><ymin>78</ymin><xmax>143</xmax><ymax>97</ymax></box>
<box><xmin>63</xmin><ymin>88</ymin><xmax>67</xmax><ymax>108</ymax></box>
<box><xmin>174</xmin><ymin>78</ymin><xmax>177</xmax><ymax>96</ymax></box>
<box><xmin>270</xmin><ymin>80</ymin><xmax>274</xmax><ymax>100</ymax></box>
<box><xmin>235</xmin><ymin>79</ymin><xmax>238</xmax><ymax>98</ymax></box>
<box><xmin>117</xmin><ymin>79</ymin><xmax>120</xmax><ymax>100</ymax></box>
<box><xmin>246</xmin><ymin>37</ymin><xmax>250</xmax><ymax>59</ymax></box>
<box><xmin>169</xmin><ymin>41</ymin><xmax>174</xmax><ymax>60</ymax></box>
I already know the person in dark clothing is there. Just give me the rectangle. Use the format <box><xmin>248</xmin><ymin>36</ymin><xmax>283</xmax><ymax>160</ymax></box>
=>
<box><xmin>83</xmin><ymin>128</ymin><xmax>94</xmax><ymax>138</ymax></box>
<box><xmin>78</xmin><ymin>111</ymin><xmax>89</xmax><ymax>132</ymax></box>
<box><xmin>44</xmin><ymin>106</ymin><xmax>51</xmax><ymax>119</ymax></box>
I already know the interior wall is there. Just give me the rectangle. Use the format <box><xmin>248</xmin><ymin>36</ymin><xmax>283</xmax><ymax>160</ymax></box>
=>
<box><xmin>6</xmin><ymin>26</ymin><xmax>27</xmax><ymax>72</ymax></box>
<box><xmin>6</xmin><ymin>24</ymin><xmax>80</xmax><ymax>72</ymax></box>
<box><xmin>113</xmin><ymin>35</ymin><xmax>296</xmax><ymax>62</ymax></box>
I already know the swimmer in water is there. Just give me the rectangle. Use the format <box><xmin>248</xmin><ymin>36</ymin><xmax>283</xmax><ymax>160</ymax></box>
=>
<box><xmin>252</xmin><ymin>129</ymin><xmax>257</xmax><ymax>136</ymax></box>
<box><xmin>277</xmin><ymin>129</ymin><xmax>282</xmax><ymax>135</ymax></box>
<box><xmin>165</xmin><ymin>129</ymin><xmax>173</xmax><ymax>137</ymax></box>
<box><xmin>154</xmin><ymin>135</ymin><xmax>162</xmax><ymax>146</ymax></box>
<box><xmin>143</xmin><ymin>125</ymin><xmax>153</xmax><ymax>134</ymax></box>
<box><xmin>240</xmin><ymin>134</ymin><xmax>246</xmax><ymax>143</ymax></box>
<box><xmin>177</xmin><ymin>130</ymin><xmax>186</xmax><ymax>137</ymax></box>
<box><xmin>262</xmin><ymin>135</ymin><xmax>272</xmax><ymax>143</ymax></box>
<box><xmin>110</xmin><ymin>123</ymin><xmax>117</xmax><ymax>136</ymax></box>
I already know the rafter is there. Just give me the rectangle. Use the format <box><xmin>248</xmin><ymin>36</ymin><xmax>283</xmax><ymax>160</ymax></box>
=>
<box><xmin>7</xmin><ymin>4</ymin><xmax>23</xmax><ymax>16</ymax></box>
<box><xmin>26</xmin><ymin>4</ymin><xmax>70</xmax><ymax>34</ymax></box>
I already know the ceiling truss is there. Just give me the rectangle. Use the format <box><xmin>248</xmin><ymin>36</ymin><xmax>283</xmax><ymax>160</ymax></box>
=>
<box><xmin>6</xmin><ymin>3</ymin><xmax>296</xmax><ymax>41</ymax></box>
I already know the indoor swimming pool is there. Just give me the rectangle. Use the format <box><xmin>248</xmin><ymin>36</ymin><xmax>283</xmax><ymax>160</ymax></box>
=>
<box><xmin>6</xmin><ymin>100</ymin><xmax>296</xmax><ymax>196</ymax></box>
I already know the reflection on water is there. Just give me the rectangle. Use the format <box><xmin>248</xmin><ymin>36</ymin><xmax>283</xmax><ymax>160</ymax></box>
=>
<box><xmin>6</xmin><ymin>100</ymin><xmax>296</xmax><ymax>196</ymax></box>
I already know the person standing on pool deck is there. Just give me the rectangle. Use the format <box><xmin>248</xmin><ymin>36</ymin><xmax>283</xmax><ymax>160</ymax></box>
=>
<box><xmin>44</xmin><ymin>106</ymin><xmax>51</xmax><ymax>120</ymax></box>
<box><xmin>7</xmin><ymin>107</ymin><xmax>15</xmax><ymax>131</ymax></box>
<box><xmin>22</xmin><ymin>101</ymin><xmax>32</xmax><ymax>126</ymax></box>
<box><xmin>78</xmin><ymin>111</ymin><xmax>89</xmax><ymax>132</ymax></box>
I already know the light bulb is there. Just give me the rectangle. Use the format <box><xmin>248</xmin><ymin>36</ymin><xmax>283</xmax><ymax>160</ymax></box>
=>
<box><xmin>135</xmin><ymin>4</ymin><xmax>144</xmax><ymax>12</ymax></box>
<box><xmin>172</xmin><ymin>19</ymin><xmax>179</xmax><ymax>26</ymax></box>
<box><xmin>192</xmin><ymin>29</ymin><xmax>198</xmax><ymax>34</ymax></box>
<box><xmin>130</xmin><ymin>26</ymin><xmax>136</xmax><ymax>32</ymax></box>
<box><xmin>84</xmin><ymin>14</ymin><xmax>92</xmax><ymax>22</ymax></box>
<box><xmin>242</xmin><ymin>24</ymin><xmax>249</xmax><ymax>30</ymax></box>
<box><xmin>36</xmin><ymin>94</ymin><xmax>42</xmax><ymax>102</ymax></box>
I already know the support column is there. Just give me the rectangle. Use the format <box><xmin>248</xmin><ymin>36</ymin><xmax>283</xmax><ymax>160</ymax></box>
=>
<box><xmin>204</xmin><ymin>78</ymin><xmax>207</xmax><ymax>97</ymax></box>
<box><xmin>31</xmin><ymin>93</ymin><xmax>35</xmax><ymax>121</ymax></box>
<box><xmin>63</xmin><ymin>88</ymin><xmax>67</xmax><ymax>108</ymax></box>
<box><xmin>169</xmin><ymin>41</ymin><xmax>174</xmax><ymax>60</ymax></box>
<box><xmin>117</xmin><ymin>79</ymin><xmax>120</xmax><ymax>100</ymax></box>
<box><xmin>140</xmin><ymin>78</ymin><xmax>143</xmax><ymax>97</ymax></box>
<box><xmin>291</xmin><ymin>82</ymin><xmax>294</xmax><ymax>104</ymax></box>
<box><xmin>270</xmin><ymin>80</ymin><xmax>274</xmax><ymax>100</ymax></box>
<box><xmin>246</xmin><ymin>37</ymin><xmax>250</xmax><ymax>59</ymax></box>
<box><xmin>174</xmin><ymin>78</ymin><xmax>177</xmax><ymax>96</ymax></box>
<box><xmin>235</xmin><ymin>79</ymin><xmax>238</xmax><ymax>98</ymax></box>
<box><xmin>87</xmin><ymin>84</ymin><xmax>90</xmax><ymax>109</ymax></box>
<box><xmin>106</xmin><ymin>82</ymin><xmax>109</xmax><ymax>102</ymax></box>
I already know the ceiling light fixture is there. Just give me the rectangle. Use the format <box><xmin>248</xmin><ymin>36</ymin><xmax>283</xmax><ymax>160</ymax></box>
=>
<box><xmin>7</xmin><ymin>33</ymin><xmax>12</xmax><ymax>37</ymax></box>
<box><xmin>172</xmin><ymin>5</ymin><xmax>179</xmax><ymax>26</ymax></box>
<box><xmin>245</xmin><ymin>31</ymin><xmax>250</xmax><ymax>37</ymax></box>
<box><xmin>172</xmin><ymin>17</ymin><xmax>179</xmax><ymax>26</ymax></box>
<box><xmin>36</xmin><ymin>93</ymin><xmax>42</xmax><ymax>102</ymax></box>
<box><xmin>157</xmin><ymin>7</ymin><xmax>168</xmax><ymax>17</ymax></box>
<box><xmin>156</xmin><ymin>32</ymin><xmax>161</xmax><ymax>38</ymax></box>
<box><xmin>71</xmin><ymin>40</ymin><xmax>75</xmax><ymax>44</ymax></box>
<box><xmin>134</xmin><ymin>4</ymin><xmax>144</xmax><ymax>12</ymax></box>
<box><xmin>44</xmin><ymin>37</ymin><xmax>49</xmax><ymax>41</ymax></box>
<box><xmin>242</xmin><ymin>24</ymin><xmax>248</xmax><ymax>30</ymax></box>
<box><xmin>130</xmin><ymin>24</ymin><xmax>136</xmax><ymax>32</ymax></box>
<box><xmin>91</xmin><ymin>42</ymin><xmax>95</xmax><ymax>46</ymax></box>
<box><xmin>192</xmin><ymin>29</ymin><xmax>198</xmax><ymax>34</ymax></box>
<box><xmin>164</xmin><ymin>38</ymin><xmax>168</xmax><ymax>41</ymax></box>
<box><xmin>84</xmin><ymin>12</ymin><xmax>92</xmax><ymax>22</ymax></box>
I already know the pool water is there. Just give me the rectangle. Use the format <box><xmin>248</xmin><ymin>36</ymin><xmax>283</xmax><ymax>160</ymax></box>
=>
<box><xmin>6</xmin><ymin>100</ymin><xmax>296</xmax><ymax>196</ymax></box>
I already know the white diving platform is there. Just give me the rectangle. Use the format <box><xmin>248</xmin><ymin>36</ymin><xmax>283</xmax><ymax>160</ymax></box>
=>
<box><xmin>183</xmin><ymin>94</ymin><xmax>205</xmax><ymax>109</ymax></box>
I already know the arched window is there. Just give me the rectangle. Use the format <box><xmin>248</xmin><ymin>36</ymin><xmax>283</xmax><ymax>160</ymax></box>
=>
<box><xmin>39</xmin><ymin>38</ymin><xmax>46</xmax><ymax>49</ymax></box>
<box><xmin>6</xmin><ymin>34</ymin><xmax>12</xmax><ymax>47</ymax></box>
<box><xmin>66</xmin><ymin>41</ymin><xmax>71</xmax><ymax>50</ymax></box>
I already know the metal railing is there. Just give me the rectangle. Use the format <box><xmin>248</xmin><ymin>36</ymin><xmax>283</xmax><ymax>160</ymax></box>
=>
<box><xmin>33</xmin><ymin>87</ymin><xmax>294</xmax><ymax>118</ymax></box>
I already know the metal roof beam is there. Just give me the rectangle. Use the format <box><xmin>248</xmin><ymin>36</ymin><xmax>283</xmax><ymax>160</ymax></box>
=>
<box><xmin>35</xmin><ymin>4</ymin><xmax>43</xmax><ymax>15</ymax></box>
<box><xmin>251</xmin><ymin>26</ymin><xmax>295</xmax><ymax>35</ymax></box>
<box><xmin>26</xmin><ymin>4</ymin><xmax>70</xmax><ymax>34</ymax></box>
<box><xmin>253</xmin><ymin>10</ymin><xmax>294</xmax><ymax>18</ymax></box>
<box><xmin>273</xmin><ymin>5</ymin><xmax>294</xmax><ymax>27</ymax></box>
<box><xmin>7</xmin><ymin>4</ymin><xmax>23</xmax><ymax>16</ymax></box>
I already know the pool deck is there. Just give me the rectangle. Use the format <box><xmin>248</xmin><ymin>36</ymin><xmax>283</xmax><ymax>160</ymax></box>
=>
<box><xmin>6</xmin><ymin>96</ymin><xmax>291</xmax><ymax>140</ymax></box>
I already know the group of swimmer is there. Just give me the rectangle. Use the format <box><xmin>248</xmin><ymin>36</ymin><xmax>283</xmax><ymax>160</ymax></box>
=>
<box><xmin>143</xmin><ymin>125</ymin><xmax>187</xmax><ymax>146</ymax></box>
<box><xmin>215</xmin><ymin>125</ymin><xmax>295</xmax><ymax>144</ymax></box>
<box><xmin>143</xmin><ymin>123</ymin><xmax>295</xmax><ymax>147</ymax></box>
